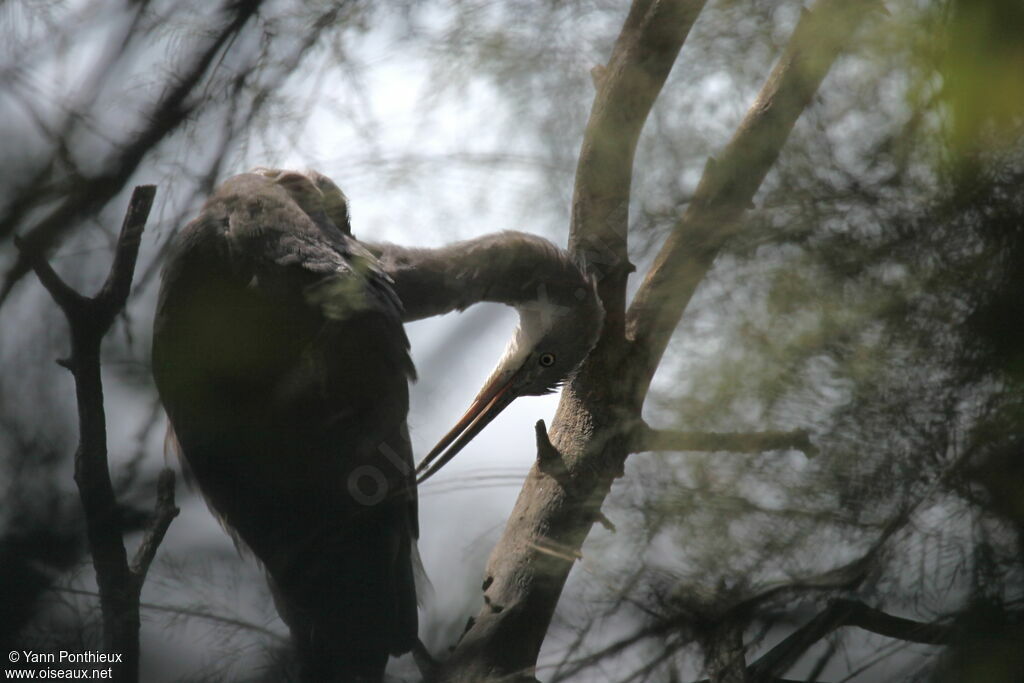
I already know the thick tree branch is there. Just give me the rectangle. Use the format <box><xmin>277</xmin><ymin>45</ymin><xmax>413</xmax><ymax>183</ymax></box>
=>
<box><xmin>439</xmin><ymin>2</ymin><xmax>707</xmax><ymax>680</ymax></box>
<box><xmin>633</xmin><ymin>422</ymin><xmax>817</xmax><ymax>457</ymax></box>
<box><xmin>568</xmin><ymin>0</ymin><xmax>708</xmax><ymax>335</ymax></box>
<box><xmin>438</xmin><ymin>2</ymin><xmax>882</xmax><ymax>680</ymax></box>
<box><xmin>19</xmin><ymin>186</ymin><xmax>169</xmax><ymax>683</ymax></box>
<box><xmin>748</xmin><ymin>599</ymin><xmax>952</xmax><ymax>682</ymax></box>
<box><xmin>625</xmin><ymin>0</ymin><xmax>882</xmax><ymax>398</ymax></box>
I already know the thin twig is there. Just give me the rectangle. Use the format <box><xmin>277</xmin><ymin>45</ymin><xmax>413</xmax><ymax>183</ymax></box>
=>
<box><xmin>98</xmin><ymin>185</ymin><xmax>156</xmax><ymax>318</ymax></box>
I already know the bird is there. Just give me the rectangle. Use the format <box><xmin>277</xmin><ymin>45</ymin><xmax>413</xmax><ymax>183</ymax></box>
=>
<box><xmin>151</xmin><ymin>168</ymin><xmax>603</xmax><ymax>681</ymax></box>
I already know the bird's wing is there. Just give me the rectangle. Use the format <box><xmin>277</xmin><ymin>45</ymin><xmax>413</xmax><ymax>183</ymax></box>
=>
<box><xmin>155</xmin><ymin>171</ymin><xmax>421</xmax><ymax>662</ymax></box>
<box><xmin>156</xmin><ymin>170</ymin><xmax>418</xmax><ymax>516</ymax></box>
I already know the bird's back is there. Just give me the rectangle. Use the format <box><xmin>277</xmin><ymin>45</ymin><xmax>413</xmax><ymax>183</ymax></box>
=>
<box><xmin>152</xmin><ymin>172</ymin><xmax>418</xmax><ymax>680</ymax></box>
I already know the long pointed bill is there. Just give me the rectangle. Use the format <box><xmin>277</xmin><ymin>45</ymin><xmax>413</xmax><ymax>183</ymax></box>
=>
<box><xmin>416</xmin><ymin>375</ymin><xmax>519</xmax><ymax>484</ymax></box>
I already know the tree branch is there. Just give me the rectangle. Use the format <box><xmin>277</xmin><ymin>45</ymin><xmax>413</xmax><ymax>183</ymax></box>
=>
<box><xmin>567</xmin><ymin>0</ymin><xmax>709</xmax><ymax>331</ymax></box>
<box><xmin>10</xmin><ymin>234</ymin><xmax>84</xmax><ymax>315</ymax></box>
<box><xmin>840</xmin><ymin>601</ymin><xmax>952</xmax><ymax>645</ymax></box>
<box><xmin>437</xmin><ymin>2</ymin><xmax>881</xmax><ymax>681</ymax></box>
<box><xmin>98</xmin><ymin>186</ymin><xmax>155</xmax><ymax>318</ymax></box>
<box><xmin>129</xmin><ymin>468</ymin><xmax>179</xmax><ymax>586</ymax></box>
<box><xmin>748</xmin><ymin>599</ymin><xmax>952</xmax><ymax>682</ymax></box>
<box><xmin>19</xmin><ymin>186</ymin><xmax>168</xmax><ymax>683</ymax></box>
<box><xmin>625</xmin><ymin>0</ymin><xmax>883</xmax><ymax>398</ymax></box>
<box><xmin>634</xmin><ymin>423</ymin><xmax>818</xmax><ymax>457</ymax></box>
<box><xmin>439</xmin><ymin>2</ymin><xmax>707</xmax><ymax>680</ymax></box>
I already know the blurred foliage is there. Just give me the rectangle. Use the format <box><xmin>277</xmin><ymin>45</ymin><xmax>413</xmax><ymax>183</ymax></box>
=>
<box><xmin>940</xmin><ymin>0</ymin><xmax>1024</xmax><ymax>159</ymax></box>
<box><xmin>593</xmin><ymin>0</ymin><xmax>1024</xmax><ymax>680</ymax></box>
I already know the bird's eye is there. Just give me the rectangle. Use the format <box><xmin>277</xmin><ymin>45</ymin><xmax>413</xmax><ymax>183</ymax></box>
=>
<box><xmin>539</xmin><ymin>352</ymin><xmax>556</xmax><ymax>367</ymax></box>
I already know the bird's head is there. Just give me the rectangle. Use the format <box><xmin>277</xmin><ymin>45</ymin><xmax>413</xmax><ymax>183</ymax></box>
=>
<box><xmin>250</xmin><ymin>166</ymin><xmax>351</xmax><ymax>236</ymax></box>
<box><xmin>416</xmin><ymin>278</ymin><xmax>603</xmax><ymax>483</ymax></box>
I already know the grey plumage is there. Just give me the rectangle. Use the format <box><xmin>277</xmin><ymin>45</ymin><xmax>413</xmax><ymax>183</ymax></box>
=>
<box><xmin>369</xmin><ymin>234</ymin><xmax>603</xmax><ymax>483</ymax></box>
<box><xmin>368</xmin><ymin>231</ymin><xmax>598</xmax><ymax>321</ymax></box>
<box><xmin>152</xmin><ymin>168</ymin><xmax>603</xmax><ymax>681</ymax></box>
<box><xmin>153</xmin><ymin>172</ymin><xmax>417</xmax><ymax>681</ymax></box>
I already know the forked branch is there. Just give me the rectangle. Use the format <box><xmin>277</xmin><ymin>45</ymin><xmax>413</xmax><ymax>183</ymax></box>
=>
<box><xmin>440</xmin><ymin>1</ymin><xmax>707</xmax><ymax>680</ymax></box>
<box><xmin>19</xmin><ymin>185</ymin><xmax>177</xmax><ymax>683</ymax></box>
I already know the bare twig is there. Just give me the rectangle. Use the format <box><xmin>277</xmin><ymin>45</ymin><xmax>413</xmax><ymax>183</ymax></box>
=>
<box><xmin>839</xmin><ymin>601</ymin><xmax>952</xmax><ymax>645</ymax></box>
<box><xmin>19</xmin><ymin>185</ymin><xmax>168</xmax><ymax>683</ymax></box>
<box><xmin>732</xmin><ymin>553</ymin><xmax>875</xmax><ymax>617</ymax></box>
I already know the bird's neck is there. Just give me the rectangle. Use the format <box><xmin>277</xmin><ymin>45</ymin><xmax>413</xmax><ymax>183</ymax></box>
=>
<box><xmin>365</xmin><ymin>232</ymin><xmax>591</xmax><ymax>322</ymax></box>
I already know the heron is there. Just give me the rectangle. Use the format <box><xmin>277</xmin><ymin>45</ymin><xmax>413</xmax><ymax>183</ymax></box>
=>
<box><xmin>151</xmin><ymin>168</ymin><xmax>603</xmax><ymax>681</ymax></box>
